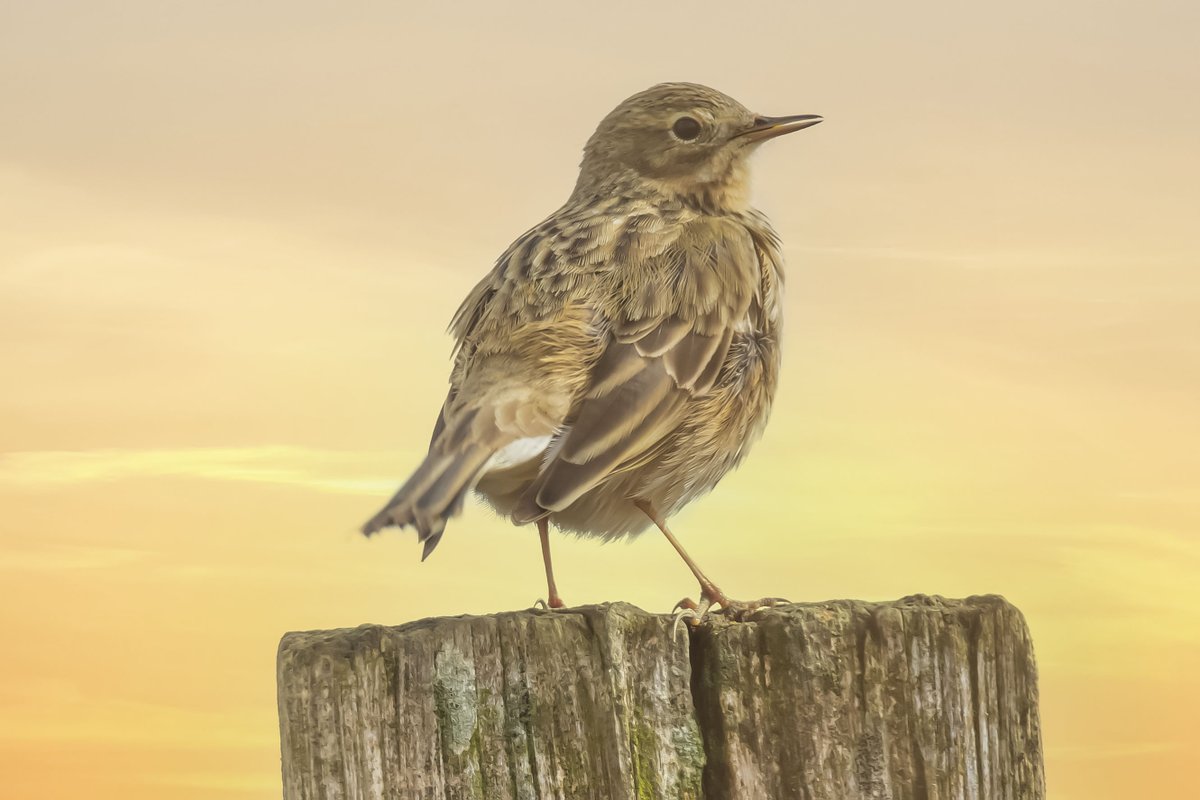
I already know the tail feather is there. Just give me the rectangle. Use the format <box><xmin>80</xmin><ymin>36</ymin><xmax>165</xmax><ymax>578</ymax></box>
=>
<box><xmin>362</xmin><ymin>444</ymin><xmax>493</xmax><ymax>559</ymax></box>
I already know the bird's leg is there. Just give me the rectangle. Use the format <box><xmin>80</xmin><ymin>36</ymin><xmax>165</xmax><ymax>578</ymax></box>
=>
<box><xmin>635</xmin><ymin>500</ymin><xmax>787</xmax><ymax>629</ymax></box>
<box><xmin>532</xmin><ymin>518</ymin><xmax>566</xmax><ymax>610</ymax></box>
<box><xmin>635</xmin><ymin>500</ymin><xmax>727</xmax><ymax>611</ymax></box>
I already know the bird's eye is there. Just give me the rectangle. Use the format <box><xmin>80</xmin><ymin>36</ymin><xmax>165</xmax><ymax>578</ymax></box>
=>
<box><xmin>671</xmin><ymin>116</ymin><xmax>702</xmax><ymax>141</ymax></box>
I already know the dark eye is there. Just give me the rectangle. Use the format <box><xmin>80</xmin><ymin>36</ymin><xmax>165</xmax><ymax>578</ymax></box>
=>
<box><xmin>671</xmin><ymin>116</ymin><xmax>702</xmax><ymax>141</ymax></box>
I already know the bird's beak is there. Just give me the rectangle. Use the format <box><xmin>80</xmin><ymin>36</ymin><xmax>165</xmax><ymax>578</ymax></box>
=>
<box><xmin>737</xmin><ymin>114</ymin><xmax>824</xmax><ymax>143</ymax></box>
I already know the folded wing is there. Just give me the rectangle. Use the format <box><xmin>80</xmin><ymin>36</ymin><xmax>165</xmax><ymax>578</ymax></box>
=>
<box><xmin>513</xmin><ymin>218</ymin><xmax>760</xmax><ymax>522</ymax></box>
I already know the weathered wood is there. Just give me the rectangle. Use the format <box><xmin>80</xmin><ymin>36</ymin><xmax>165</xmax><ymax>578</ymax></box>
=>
<box><xmin>277</xmin><ymin>596</ymin><xmax>1044</xmax><ymax>800</ymax></box>
<box><xmin>688</xmin><ymin>596</ymin><xmax>1043</xmax><ymax>800</ymax></box>
<box><xmin>277</xmin><ymin>603</ymin><xmax>703</xmax><ymax>799</ymax></box>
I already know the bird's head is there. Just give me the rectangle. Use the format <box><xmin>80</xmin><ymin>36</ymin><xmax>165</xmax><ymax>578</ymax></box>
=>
<box><xmin>574</xmin><ymin>82</ymin><xmax>821</xmax><ymax>211</ymax></box>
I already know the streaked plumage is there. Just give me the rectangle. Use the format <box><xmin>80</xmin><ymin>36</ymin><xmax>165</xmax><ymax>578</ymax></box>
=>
<box><xmin>363</xmin><ymin>83</ymin><xmax>820</xmax><ymax>614</ymax></box>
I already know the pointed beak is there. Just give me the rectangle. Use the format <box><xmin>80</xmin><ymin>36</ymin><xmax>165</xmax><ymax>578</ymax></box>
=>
<box><xmin>737</xmin><ymin>114</ymin><xmax>824</xmax><ymax>143</ymax></box>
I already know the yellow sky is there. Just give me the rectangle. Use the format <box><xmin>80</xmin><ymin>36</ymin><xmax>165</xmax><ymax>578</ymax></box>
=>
<box><xmin>2</xmin><ymin>2</ymin><xmax>1198</xmax><ymax>798</ymax></box>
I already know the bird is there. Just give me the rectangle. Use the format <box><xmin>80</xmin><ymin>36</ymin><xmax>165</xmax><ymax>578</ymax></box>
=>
<box><xmin>363</xmin><ymin>82</ymin><xmax>821</xmax><ymax>623</ymax></box>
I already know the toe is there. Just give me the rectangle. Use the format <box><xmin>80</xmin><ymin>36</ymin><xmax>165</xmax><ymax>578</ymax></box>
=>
<box><xmin>673</xmin><ymin>597</ymin><xmax>700</xmax><ymax>613</ymax></box>
<box><xmin>670</xmin><ymin>609</ymin><xmax>697</xmax><ymax>642</ymax></box>
<box><xmin>716</xmin><ymin>596</ymin><xmax>791</xmax><ymax>621</ymax></box>
<box><xmin>669</xmin><ymin>596</ymin><xmax>714</xmax><ymax>640</ymax></box>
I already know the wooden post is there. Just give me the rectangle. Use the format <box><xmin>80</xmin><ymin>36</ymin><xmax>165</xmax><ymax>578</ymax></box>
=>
<box><xmin>277</xmin><ymin>595</ymin><xmax>1044</xmax><ymax>799</ymax></box>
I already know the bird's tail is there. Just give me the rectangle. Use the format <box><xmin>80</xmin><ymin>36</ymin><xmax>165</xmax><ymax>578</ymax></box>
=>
<box><xmin>361</xmin><ymin>443</ymin><xmax>494</xmax><ymax>560</ymax></box>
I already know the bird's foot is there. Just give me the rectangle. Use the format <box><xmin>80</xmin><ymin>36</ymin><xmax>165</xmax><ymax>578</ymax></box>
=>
<box><xmin>532</xmin><ymin>595</ymin><xmax>567</xmax><ymax>611</ymax></box>
<box><xmin>670</xmin><ymin>587</ymin><xmax>790</xmax><ymax>639</ymax></box>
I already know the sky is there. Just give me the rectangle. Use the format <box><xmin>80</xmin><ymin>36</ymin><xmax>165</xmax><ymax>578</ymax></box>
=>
<box><xmin>1</xmin><ymin>1</ymin><xmax>1198</xmax><ymax>798</ymax></box>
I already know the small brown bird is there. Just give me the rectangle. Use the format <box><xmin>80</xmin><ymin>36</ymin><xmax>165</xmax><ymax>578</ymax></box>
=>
<box><xmin>363</xmin><ymin>82</ymin><xmax>821</xmax><ymax>622</ymax></box>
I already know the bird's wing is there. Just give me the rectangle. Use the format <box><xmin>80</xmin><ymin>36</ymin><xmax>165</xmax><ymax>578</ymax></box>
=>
<box><xmin>367</xmin><ymin>206</ymin><xmax>615</xmax><ymax>549</ymax></box>
<box><xmin>512</xmin><ymin>217</ymin><xmax>760</xmax><ymax>521</ymax></box>
<box><xmin>421</xmin><ymin>205</ymin><xmax>622</xmax><ymax>462</ymax></box>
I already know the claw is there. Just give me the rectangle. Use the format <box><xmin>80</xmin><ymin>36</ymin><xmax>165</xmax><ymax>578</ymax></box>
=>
<box><xmin>671</xmin><ymin>608</ymin><xmax>697</xmax><ymax>642</ymax></box>
<box><xmin>533</xmin><ymin>596</ymin><xmax>566</xmax><ymax>611</ymax></box>
<box><xmin>672</xmin><ymin>597</ymin><xmax>705</xmax><ymax>642</ymax></box>
<box><xmin>670</xmin><ymin>595</ymin><xmax>714</xmax><ymax>642</ymax></box>
<box><xmin>672</xmin><ymin>597</ymin><xmax>700</xmax><ymax>614</ymax></box>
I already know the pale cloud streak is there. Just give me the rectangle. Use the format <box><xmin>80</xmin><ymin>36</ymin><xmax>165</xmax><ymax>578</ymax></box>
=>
<box><xmin>0</xmin><ymin>446</ymin><xmax>400</xmax><ymax>495</ymax></box>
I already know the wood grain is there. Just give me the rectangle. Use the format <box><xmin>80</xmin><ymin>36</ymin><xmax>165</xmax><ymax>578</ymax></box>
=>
<box><xmin>277</xmin><ymin>596</ymin><xmax>1043</xmax><ymax>799</ymax></box>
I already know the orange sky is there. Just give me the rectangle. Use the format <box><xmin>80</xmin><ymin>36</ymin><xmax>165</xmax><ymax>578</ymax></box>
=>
<box><xmin>1</xmin><ymin>3</ymin><xmax>1198</xmax><ymax>798</ymax></box>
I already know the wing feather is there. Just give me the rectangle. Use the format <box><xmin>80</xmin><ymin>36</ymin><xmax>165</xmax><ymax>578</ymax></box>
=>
<box><xmin>557</xmin><ymin>346</ymin><xmax>675</xmax><ymax>464</ymax></box>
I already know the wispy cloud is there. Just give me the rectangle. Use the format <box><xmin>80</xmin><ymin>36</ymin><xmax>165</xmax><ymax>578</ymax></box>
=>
<box><xmin>0</xmin><ymin>446</ymin><xmax>401</xmax><ymax>495</ymax></box>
